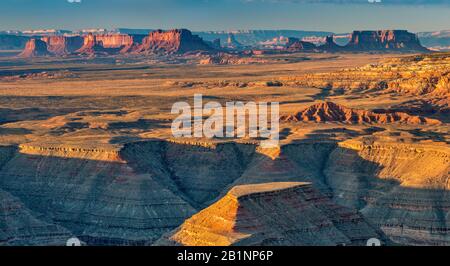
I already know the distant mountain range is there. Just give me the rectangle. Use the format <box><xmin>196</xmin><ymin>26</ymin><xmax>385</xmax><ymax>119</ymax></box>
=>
<box><xmin>1</xmin><ymin>28</ymin><xmax>449</xmax><ymax>51</ymax></box>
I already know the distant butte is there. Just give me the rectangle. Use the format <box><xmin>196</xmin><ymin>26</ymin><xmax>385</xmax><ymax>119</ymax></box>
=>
<box><xmin>15</xmin><ymin>29</ymin><xmax>429</xmax><ymax>58</ymax></box>
<box><xmin>18</xmin><ymin>39</ymin><xmax>51</xmax><ymax>58</ymax></box>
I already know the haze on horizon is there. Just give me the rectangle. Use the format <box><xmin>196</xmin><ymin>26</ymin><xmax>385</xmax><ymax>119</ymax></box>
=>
<box><xmin>0</xmin><ymin>0</ymin><xmax>449</xmax><ymax>33</ymax></box>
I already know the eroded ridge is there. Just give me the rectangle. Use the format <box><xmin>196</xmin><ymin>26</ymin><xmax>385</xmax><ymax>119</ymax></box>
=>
<box><xmin>281</xmin><ymin>102</ymin><xmax>441</xmax><ymax>125</ymax></box>
<box><xmin>157</xmin><ymin>182</ymin><xmax>385</xmax><ymax>246</ymax></box>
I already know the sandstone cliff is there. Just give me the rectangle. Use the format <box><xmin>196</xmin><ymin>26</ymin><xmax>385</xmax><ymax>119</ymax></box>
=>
<box><xmin>285</xmin><ymin>37</ymin><xmax>316</xmax><ymax>52</ymax></box>
<box><xmin>41</xmin><ymin>36</ymin><xmax>84</xmax><ymax>56</ymax></box>
<box><xmin>134</xmin><ymin>29</ymin><xmax>213</xmax><ymax>54</ymax></box>
<box><xmin>76</xmin><ymin>33</ymin><xmax>121</xmax><ymax>56</ymax></box>
<box><xmin>18</xmin><ymin>39</ymin><xmax>51</xmax><ymax>58</ymax></box>
<box><xmin>157</xmin><ymin>182</ymin><xmax>385</xmax><ymax>246</ymax></box>
<box><xmin>345</xmin><ymin>30</ymin><xmax>429</xmax><ymax>52</ymax></box>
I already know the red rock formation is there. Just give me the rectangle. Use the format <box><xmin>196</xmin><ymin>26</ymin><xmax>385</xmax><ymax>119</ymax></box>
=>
<box><xmin>76</xmin><ymin>33</ymin><xmax>121</xmax><ymax>56</ymax></box>
<box><xmin>95</xmin><ymin>34</ymin><xmax>134</xmax><ymax>48</ymax></box>
<box><xmin>134</xmin><ymin>29</ymin><xmax>213</xmax><ymax>54</ymax></box>
<box><xmin>345</xmin><ymin>30</ymin><xmax>429</xmax><ymax>52</ymax></box>
<box><xmin>41</xmin><ymin>36</ymin><xmax>84</xmax><ymax>56</ymax></box>
<box><xmin>285</xmin><ymin>37</ymin><xmax>316</xmax><ymax>52</ymax></box>
<box><xmin>281</xmin><ymin>102</ymin><xmax>441</xmax><ymax>125</ymax></box>
<box><xmin>18</xmin><ymin>39</ymin><xmax>51</xmax><ymax>58</ymax></box>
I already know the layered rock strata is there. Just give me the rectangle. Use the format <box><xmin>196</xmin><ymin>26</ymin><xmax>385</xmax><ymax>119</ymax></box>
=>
<box><xmin>157</xmin><ymin>182</ymin><xmax>385</xmax><ymax>246</ymax></box>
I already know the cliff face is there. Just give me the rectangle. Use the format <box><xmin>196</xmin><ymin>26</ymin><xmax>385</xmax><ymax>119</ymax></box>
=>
<box><xmin>318</xmin><ymin>36</ymin><xmax>343</xmax><ymax>52</ymax></box>
<box><xmin>18</xmin><ymin>39</ymin><xmax>50</xmax><ymax>58</ymax></box>
<box><xmin>95</xmin><ymin>34</ymin><xmax>134</xmax><ymax>48</ymax></box>
<box><xmin>75</xmin><ymin>33</ymin><xmax>122</xmax><ymax>56</ymax></box>
<box><xmin>41</xmin><ymin>36</ymin><xmax>84</xmax><ymax>55</ymax></box>
<box><xmin>135</xmin><ymin>29</ymin><xmax>213</xmax><ymax>54</ymax></box>
<box><xmin>345</xmin><ymin>30</ymin><xmax>429</xmax><ymax>52</ymax></box>
<box><xmin>157</xmin><ymin>182</ymin><xmax>385</xmax><ymax>246</ymax></box>
<box><xmin>285</xmin><ymin>37</ymin><xmax>316</xmax><ymax>52</ymax></box>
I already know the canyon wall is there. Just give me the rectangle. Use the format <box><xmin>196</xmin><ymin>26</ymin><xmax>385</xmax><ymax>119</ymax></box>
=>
<box><xmin>158</xmin><ymin>182</ymin><xmax>385</xmax><ymax>246</ymax></box>
<box><xmin>41</xmin><ymin>36</ymin><xmax>84</xmax><ymax>55</ymax></box>
<box><xmin>18</xmin><ymin>39</ymin><xmax>50</xmax><ymax>58</ymax></box>
<box><xmin>0</xmin><ymin>140</ymin><xmax>448</xmax><ymax>245</ymax></box>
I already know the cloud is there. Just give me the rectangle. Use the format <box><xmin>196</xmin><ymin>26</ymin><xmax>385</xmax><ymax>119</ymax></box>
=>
<box><xmin>67</xmin><ymin>0</ymin><xmax>82</xmax><ymax>3</ymax></box>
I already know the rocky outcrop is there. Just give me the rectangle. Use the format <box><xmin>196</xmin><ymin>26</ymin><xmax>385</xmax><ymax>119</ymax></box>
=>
<box><xmin>345</xmin><ymin>30</ymin><xmax>429</xmax><ymax>52</ymax></box>
<box><xmin>321</xmin><ymin>141</ymin><xmax>450</xmax><ymax>245</ymax></box>
<box><xmin>76</xmin><ymin>33</ymin><xmax>114</xmax><ymax>55</ymax></box>
<box><xmin>157</xmin><ymin>182</ymin><xmax>385</xmax><ymax>246</ymax></box>
<box><xmin>281</xmin><ymin>102</ymin><xmax>442</xmax><ymax>125</ymax></box>
<box><xmin>133</xmin><ymin>29</ymin><xmax>213</xmax><ymax>54</ymax></box>
<box><xmin>318</xmin><ymin>36</ymin><xmax>343</xmax><ymax>52</ymax></box>
<box><xmin>41</xmin><ymin>36</ymin><xmax>84</xmax><ymax>56</ymax></box>
<box><xmin>285</xmin><ymin>37</ymin><xmax>316</xmax><ymax>52</ymax></box>
<box><xmin>95</xmin><ymin>34</ymin><xmax>134</xmax><ymax>48</ymax></box>
<box><xmin>18</xmin><ymin>39</ymin><xmax>51</xmax><ymax>58</ymax></box>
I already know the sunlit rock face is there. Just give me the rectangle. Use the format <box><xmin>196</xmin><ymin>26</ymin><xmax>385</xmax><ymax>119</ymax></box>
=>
<box><xmin>18</xmin><ymin>39</ymin><xmax>50</xmax><ymax>58</ymax></box>
<box><xmin>281</xmin><ymin>102</ymin><xmax>442</xmax><ymax>125</ymax></box>
<box><xmin>41</xmin><ymin>36</ymin><xmax>84</xmax><ymax>55</ymax></box>
<box><xmin>345</xmin><ymin>30</ymin><xmax>429</xmax><ymax>52</ymax></box>
<box><xmin>134</xmin><ymin>29</ymin><xmax>214</xmax><ymax>54</ymax></box>
<box><xmin>156</xmin><ymin>182</ymin><xmax>386</xmax><ymax>246</ymax></box>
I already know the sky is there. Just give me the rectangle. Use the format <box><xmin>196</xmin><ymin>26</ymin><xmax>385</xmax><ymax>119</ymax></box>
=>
<box><xmin>0</xmin><ymin>0</ymin><xmax>449</xmax><ymax>33</ymax></box>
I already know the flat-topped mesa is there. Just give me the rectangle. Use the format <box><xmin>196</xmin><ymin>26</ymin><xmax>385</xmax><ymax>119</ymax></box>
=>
<box><xmin>18</xmin><ymin>38</ymin><xmax>51</xmax><ymax>58</ymax></box>
<box><xmin>95</xmin><ymin>34</ymin><xmax>134</xmax><ymax>49</ymax></box>
<box><xmin>134</xmin><ymin>29</ymin><xmax>214</xmax><ymax>54</ymax></box>
<box><xmin>285</xmin><ymin>37</ymin><xmax>316</xmax><ymax>52</ymax></box>
<box><xmin>76</xmin><ymin>33</ymin><xmax>121</xmax><ymax>55</ymax></box>
<box><xmin>281</xmin><ymin>101</ymin><xmax>442</xmax><ymax>125</ymax></box>
<box><xmin>157</xmin><ymin>182</ymin><xmax>385</xmax><ymax>246</ymax></box>
<box><xmin>345</xmin><ymin>30</ymin><xmax>429</xmax><ymax>52</ymax></box>
<box><xmin>41</xmin><ymin>36</ymin><xmax>84</xmax><ymax>55</ymax></box>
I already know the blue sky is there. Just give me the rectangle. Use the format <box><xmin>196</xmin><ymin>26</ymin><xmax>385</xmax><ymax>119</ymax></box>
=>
<box><xmin>0</xmin><ymin>0</ymin><xmax>449</xmax><ymax>33</ymax></box>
